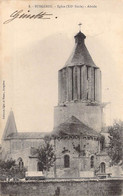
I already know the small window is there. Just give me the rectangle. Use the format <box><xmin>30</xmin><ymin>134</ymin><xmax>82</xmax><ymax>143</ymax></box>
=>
<box><xmin>64</xmin><ymin>155</ymin><xmax>70</xmax><ymax>168</ymax></box>
<box><xmin>18</xmin><ymin>158</ymin><xmax>24</xmax><ymax>170</ymax></box>
<box><xmin>37</xmin><ymin>162</ymin><xmax>43</xmax><ymax>171</ymax></box>
<box><xmin>100</xmin><ymin>162</ymin><xmax>106</xmax><ymax>173</ymax></box>
<box><xmin>90</xmin><ymin>156</ymin><xmax>94</xmax><ymax>168</ymax></box>
<box><xmin>100</xmin><ymin>140</ymin><xmax>104</xmax><ymax>151</ymax></box>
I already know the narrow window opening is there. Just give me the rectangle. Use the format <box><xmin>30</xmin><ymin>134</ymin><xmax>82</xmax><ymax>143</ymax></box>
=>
<box><xmin>37</xmin><ymin>162</ymin><xmax>43</xmax><ymax>171</ymax></box>
<box><xmin>100</xmin><ymin>140</ymin><xmax>104</xmax><ymax>151</ymax></box>
<box><xmin>100</xmin><ymin>162</ymin><xmax>106</xmax><ymax>173</ymax></box>
<box><xmin>90</xmin><ymin>156</ymin><xmax>94</xmax><ymax>168</ymax></box>
<box><xmin>18</xmin><ymin>158</ymin><xmax>24</xmax><ymax>170</ymax></box>
<box><xmin>64</xmin><ymin>155</ymin><xmax>70</xmax><ymax>168</ymax></box>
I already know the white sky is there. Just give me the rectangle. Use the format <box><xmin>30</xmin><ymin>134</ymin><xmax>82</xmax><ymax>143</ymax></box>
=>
<box><xmin>0</xmin><ymin>0</ymin><xmax>123</xmax><ymax>139</ymax></box>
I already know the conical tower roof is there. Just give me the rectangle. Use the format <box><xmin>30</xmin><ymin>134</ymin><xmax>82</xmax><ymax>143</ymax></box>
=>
<box><xmin>2</xmin><ymin>110</ymin><xmax>17</xmax><ymax>139</ymax></box>
<box><xmin>65</xmin><ymin>31</ymin><xmax>97</xmax><ymax>68</ymax></box>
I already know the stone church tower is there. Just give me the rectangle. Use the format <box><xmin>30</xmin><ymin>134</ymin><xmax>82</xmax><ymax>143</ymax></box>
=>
<box><xmin>1</xmin><ymin>29</ymin><xmax>112</xmax><ymax>178</ymax></box>
<box><xmin>54</xmin><ymin>30</ymin><xmax>102</xmax><ymax>132</ymax></box>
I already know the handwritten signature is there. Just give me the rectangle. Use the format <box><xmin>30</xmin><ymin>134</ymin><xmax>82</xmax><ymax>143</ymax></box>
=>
<box><xmin>3</xmin><ymin>10</ymin><xmax>53</xmax><ymax>24</ymax></box>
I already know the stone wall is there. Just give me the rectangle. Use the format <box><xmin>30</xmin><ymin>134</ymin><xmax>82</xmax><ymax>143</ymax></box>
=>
<box><xmin>0</xmin><ymin>179</ymin><xmax>123</xmax><ymax>196</ymax></box>
<box><xmin>53</xmin><ymin>137</ymin><xmax>101</xmax><ymax>178</ymax></box>
<box><xmin>54</xmin><ymin>102</ymin><xmax>102</xmax><ymax>132</ymax></box>
<box><xmin>1</xmin><ymin>140</ymin><xmax>11</xmax><ymax>160</ymax></box>
<box><xmin>1</xmin><ymin>136</ymin><xmax>110</xmax><ymax>178</ymax></box>
<box><xmin>1</xmin><ymin>138</ymin><xmax>44</xmax><ymax>171</ymax></box>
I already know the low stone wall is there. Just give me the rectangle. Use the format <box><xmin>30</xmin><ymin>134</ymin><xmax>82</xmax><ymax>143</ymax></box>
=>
<box><xmin>0</xmin><ymin>179</ymin><xmax>123</xmax><ymax>196</ymax></box>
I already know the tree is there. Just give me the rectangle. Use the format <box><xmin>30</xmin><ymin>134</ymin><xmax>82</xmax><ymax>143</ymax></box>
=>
<box><xmin>108</xmin><ymin>121</ymin><xmax>123</xmax><ymax>165</ymax></box>
<box><xmin>0</xmin><ymin>158</ymin><xmax>16</xmax><ymax>177</ymax></box>
<box><xmin>0</xmin><ymin>158</ymin><xmax>15</xmax><ymax>170</ymax></box>
<box><xmin>37</xmin><ymin>138</ymin><xmax>56</xmax><ymax>172</ymax></box>
<box><xmin>0</xmin><ymin>158</ymin><xmax>26</xmax><ymax>179</ymax></box>
<box><xmin>10</xmin><ymin>164</ymin><xmax>26</xmax><ymax>179</ymax></box>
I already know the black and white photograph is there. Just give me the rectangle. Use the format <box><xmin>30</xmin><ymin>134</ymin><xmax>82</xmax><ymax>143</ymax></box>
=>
<box><xmin>0</xmin><ymin>0</ymin><xmax>123</xmax><ymax>195</ymax></box>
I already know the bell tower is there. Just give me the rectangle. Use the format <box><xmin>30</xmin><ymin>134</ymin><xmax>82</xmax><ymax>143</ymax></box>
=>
<box><xmin>54</xmin><ymin>28</ymin><xmax>102</xmax><ymax>132</ymax></box>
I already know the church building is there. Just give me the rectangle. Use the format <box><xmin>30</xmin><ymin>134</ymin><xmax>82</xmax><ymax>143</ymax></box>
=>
<box><xmin>1</xmin><ymin>29</ymin><xmax>111</xmax><ymax>178</ymax></box>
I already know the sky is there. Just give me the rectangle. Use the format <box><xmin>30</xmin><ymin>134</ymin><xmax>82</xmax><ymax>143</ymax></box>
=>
<box><xmin>0</xmin><ymin>0</ymin><xmax>123</xmax><ymax>140</ymax></box>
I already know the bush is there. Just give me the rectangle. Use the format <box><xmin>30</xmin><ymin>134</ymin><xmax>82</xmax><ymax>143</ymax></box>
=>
<box><xmin>0</xmin><ymin>159</ymin><xmax>26</xmax><ymax>179</ymax></box>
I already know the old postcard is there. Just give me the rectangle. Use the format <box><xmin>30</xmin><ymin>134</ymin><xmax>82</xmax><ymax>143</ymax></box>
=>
<box><xmin>0</xmin><ymin>0</ymin><xmax>123</xmax><ymax>195</ymax></box>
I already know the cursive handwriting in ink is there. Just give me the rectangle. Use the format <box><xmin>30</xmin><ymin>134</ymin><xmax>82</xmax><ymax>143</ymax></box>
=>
<box><xmin>3</xmin><ymin>10</ymin><xmax>53</xmax><ymax>24</ymax></box>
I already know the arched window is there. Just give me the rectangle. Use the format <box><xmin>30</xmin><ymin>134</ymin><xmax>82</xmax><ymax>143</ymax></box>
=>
<box><xmin>100</xmin><ymin>140</ymin><xmax>104</xmax><ymax>151</ymax></box>
<box><xmin>37</xmin><ymin>162</ymin><xmax>43</xmax><ymax>171</ymax></box>
<box><xmin>18</xmin><ymin>158</ymin><xmax>24</xmax><ymax>170</ymax></box>
<box><xmin>100</xmin><ymin>162</ymin><xmax>106</xmax><ymax>173</ymax></box>
<box><xmin>64</xmin><ymin>155</ymin><xmax>70</xmax><ymax>168</ymax></box>
<box><xmin>90</xmin><ymin>156</ymin><xmax>94</xmax><ymax>168</ymax></box>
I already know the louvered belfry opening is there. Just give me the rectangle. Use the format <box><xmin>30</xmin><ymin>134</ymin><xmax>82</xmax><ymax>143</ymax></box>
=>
<box><xmin>58</xmin><ymin>31</ymin><xmax>101</xmax><ymax>105</ymax></box>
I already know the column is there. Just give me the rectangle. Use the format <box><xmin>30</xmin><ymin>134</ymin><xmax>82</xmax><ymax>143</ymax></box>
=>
<box><xmin>62</xmin><ymin>68</ymin><xmax>67</xmax><ymax>102</ymax></box>
<box><xmin>81</xmin><ymin>65</ymin><xmax>88</xmax><ymax>100</ymax></box>
<box><xmin>73</xmin><ymin>66</ymin><xmax>77</xmax><ymax>100</ymax></box>
<box><xmin>77</xmin><ymin>66</ymin><xmax>81</xmax><ymax>100</ymax></box>
<box><xmin>91</xmin><ymin>67</ymin><xmax>95</xmax><ymax>101</ymax></box>
<box><xmin>88</xmin><ymin>66</ymin><xmax>92</xmax><ymax>100</ymax></box>
<box><xmin>67</xmin><ymin>67</ymin><xmax>73</xmax><ymax>101</ymax></box>
<box><xmin>95</xmin><ymin>68</ymin><xmax>101</xmax><ymax>102</ymax></box>
<box><xmin>58</xmin><ymin>70</ymin><xmax>62</xmax><ymax>104</ymax></box>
